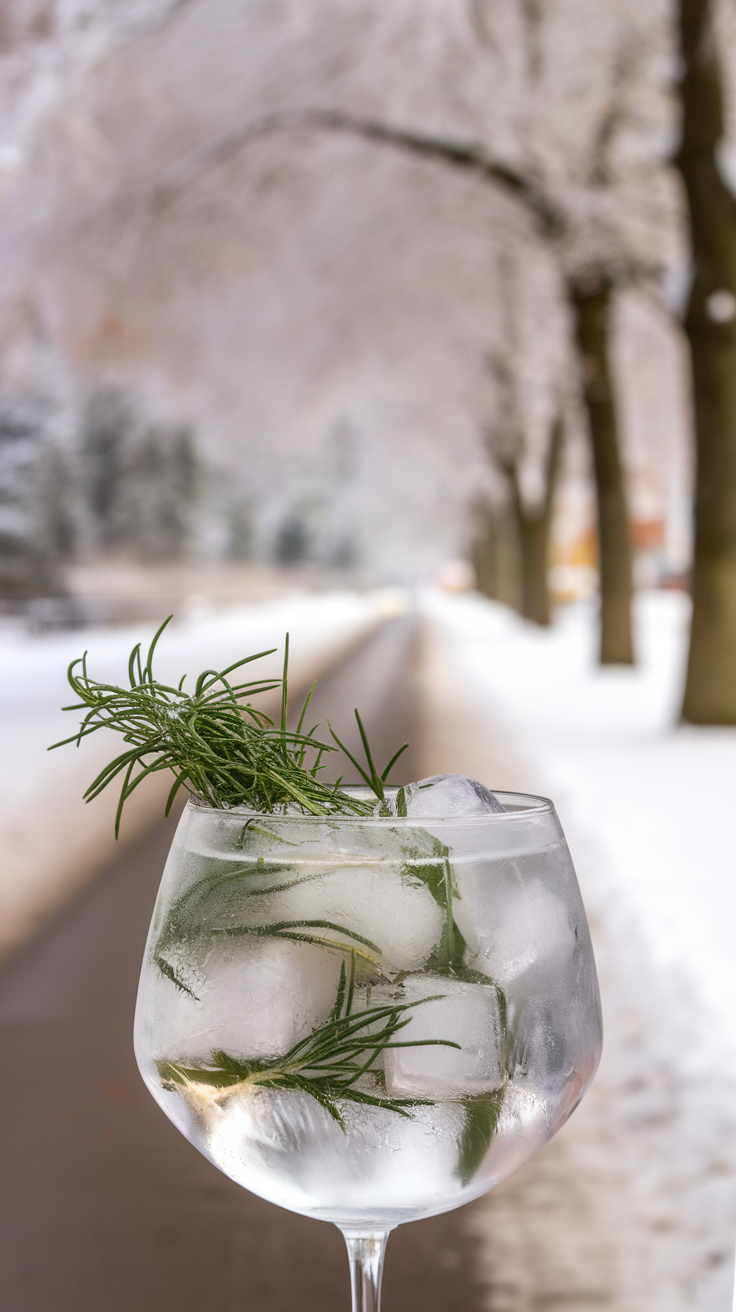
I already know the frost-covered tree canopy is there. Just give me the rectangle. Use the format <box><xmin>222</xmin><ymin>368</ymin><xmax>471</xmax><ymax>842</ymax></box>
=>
<box><xmin>0</xmin><ymin>0</ymin><xmax>695</xmax><ymax>582</ymax></box>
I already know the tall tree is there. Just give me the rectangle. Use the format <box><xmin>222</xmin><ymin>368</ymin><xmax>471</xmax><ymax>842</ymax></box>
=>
<box><xmin>472</xmin><ymin>500</ymin><xmax>522</xmax><ymax>613</ymax></box>
<box><xmin>676</xmin><ymin>0</ymin><xmax>736</xmax><ymax>722</ymax></box>
<box><xmin>473</xmin><ymin>337</ymin><xmax>560</xmax><ymax>625</ymax></box>
<box><xmin>0</xmin><ymin>1</ymin><xmax>672</xmax><ymax>608</ymax></box>
<box><xmin>181</xmin><ymin>106</ymin><xmax>646</xmax><ymax>659</ymax></box>
<box><xmin>572</xmin><ymin>281</ymin><xmax>635</xmax><ymax>662</ymax></box>
<box><xmin>473</xmin><ymin>412</ymin><xmax>564</xmax><ymax>628</ymax></box>
<box><xmin>512</xmin><ymin>416</ymin><xmax>565</xmax><ymax>627</ymax></box>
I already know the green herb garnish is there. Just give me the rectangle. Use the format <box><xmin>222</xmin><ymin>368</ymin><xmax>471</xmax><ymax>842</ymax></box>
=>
<box><xmin>52</xmin><ymin>619</ymin><xmax>510</xmax><ymax>1166</ymax></box>
<box><xmin>157</xmin><ymin>954</ymin><xmax>460</xmax><ymax>1129</ymax></box>
<box><xmin>50</xmin><ymin>619</ymin><xmax>406</xmax><ymax>832</ymax></box>
<box><xmin>458</xmin><ymin>1089</ymin><xmax>506</xmax><ymax>1184</ymax></box>
<box><xmin>329</xmin><ymin>708</ymin><xmax>408</xmax><ymax>805</ymax></box>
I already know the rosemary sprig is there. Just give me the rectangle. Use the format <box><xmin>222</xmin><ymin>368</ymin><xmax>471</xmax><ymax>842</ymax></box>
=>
<box><xmin>50</xmin><ymin>618</ymin><xmax>406</xmax><ymax>830</ymax></box>
<box><xmin>329</xmin><ymin>709</ymin><xmax>408</xmax><ymax>803</ymax></box>
<box><xmin>157</xmin><ymin>955</ymin><xmax>460</xmax><ymax>1129</ymax></box>
<box><xmin>458</xmin><ymin>1089</ymin><xmax>506</xmax><ymax>1184</ymax></box>
<box><xmin>155</xmin><ymin>913</ymin><xmax>384</xmax><ymax>1000</ymax></box>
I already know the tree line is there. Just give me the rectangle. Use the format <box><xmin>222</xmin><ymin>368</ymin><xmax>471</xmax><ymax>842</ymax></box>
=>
<box><xmin>0</xmin><ymin>0</ymin><xmax>734</xmax><ymax>725</ymax></box>
<box><xmin>231</xmin><ymin>0</ymin><xmax>734</xmax><ymax>725</ymax></box>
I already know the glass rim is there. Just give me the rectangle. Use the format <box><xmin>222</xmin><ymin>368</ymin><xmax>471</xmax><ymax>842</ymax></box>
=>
<box><xmin>188</xmin><ymin>787</ymin><xmax>554</xmax><ymax>824</ymax></box>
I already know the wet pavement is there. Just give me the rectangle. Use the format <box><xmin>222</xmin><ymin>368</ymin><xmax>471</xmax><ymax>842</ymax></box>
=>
<box><xmin>0</xmin><ymin>616</ymin><xmax>488</xmax><ymax>1312</ymax></box>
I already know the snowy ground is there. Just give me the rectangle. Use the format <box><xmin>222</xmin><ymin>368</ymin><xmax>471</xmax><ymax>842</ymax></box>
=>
<box><xmin>423</xmin><ymin>589</ymin><xmax>736</xmax><ymax>1059</ymax></box>
<box><xmin>420</xmin><ymin>589</ymin><xmax>736</xmax><ymax>1310</ymax></box>
<box><xmin>0</xmin><ymin>589</ymin><xmax>398</xmax><ymax>960</ymax></box>
<box><xmin>4</xmin><ymin>584</ymin><xmax>736</xmax><ymax>1306</ymax></box>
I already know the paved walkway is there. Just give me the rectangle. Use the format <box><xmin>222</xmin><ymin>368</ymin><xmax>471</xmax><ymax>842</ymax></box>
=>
<box><xmin>0</xmin><ymin>617</ymin><xmax>488</xmax><ymax>1312</ymax></box>
<box><xmin>0</xmin><ymin>589</ymin><xmax>392</xmax><ymax>962</ymax></box>
<box><xmin>5</xmin><ymin>603</ymin><xmax>732</xmax><ymax>1312</ymax></box>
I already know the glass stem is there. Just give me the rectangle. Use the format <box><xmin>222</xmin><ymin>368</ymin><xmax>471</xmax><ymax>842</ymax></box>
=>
<box><xmin>341</xmin><ymin>1230</ymin><xmax>391</xmax><ymax>1312</ymax></box>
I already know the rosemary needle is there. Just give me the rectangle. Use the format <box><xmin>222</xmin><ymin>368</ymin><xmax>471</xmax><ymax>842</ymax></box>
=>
<box><xmin>157</xmin><ymin>955</ymin><xmax>461</xmax><ymax>1128</ymax></box>
<box><xmin>50</xmin><ymin>617</ymin><xmax>406</xmax><ymax>831</ymax></box>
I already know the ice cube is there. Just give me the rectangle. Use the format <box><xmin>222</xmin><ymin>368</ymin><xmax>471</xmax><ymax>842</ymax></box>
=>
<box><xmin>398</xmin><ymin>775</ymin><xmax>505</xmax><ymax>818</ymax></box>
<box><xmin>189</xmin><ymin>1083</ymin><xmax>468</xmax><ymax>1218</ymax></box>
<box><xmin>256</xmin><ymin>864</ymin><xmax>444</xmax><ymax>974</ymax></box>
<box><xmin>461</xmin><ymin>877</ymin><xmax>577</xmax><ymax>985</ymax></box>
<box><xmin>383</xmin><ymin>974</ymin><xmax>505</xmax><ymax>1099</ymax></box>
<box><xmin>138</xmin><ymin>935</ymin><xmax>342</xmax><ymax>1065</ymax></box>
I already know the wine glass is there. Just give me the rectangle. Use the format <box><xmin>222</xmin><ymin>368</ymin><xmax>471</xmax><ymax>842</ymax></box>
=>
<box><xmin>134</xmin><ymin>788</ymin><xmax>602</xmax><ymax>1312</ymax></box>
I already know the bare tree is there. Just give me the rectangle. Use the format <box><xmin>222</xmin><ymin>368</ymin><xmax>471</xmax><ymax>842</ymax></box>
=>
<box><xmin>180</xmin><ymin>99</ymin><xmax>654</xmax><ymax>654</ymax></box>
<box><xmin>572</xmin><ymin>280</ymin><xmax>635</xmax><ymax>661</ymax></box>
<box><xmin>472</xmin><ymin>499</ymin><xmax>522</xmax><ymax>611</ymax></box>
<box><xmin>506</xmin><ymin>417</ymin><xmax>565</xmax><ymax>626</ymax></box>
<box><xmin>0</xmin><ymin>0</ymin><xmax>680</xmax><ymax>605</ymax></box>
<box><xmin>676</xmin><ymin>0</ymin><xmax>736</xmax><ymax>723</ymax></box>
<box><xmin>473</xmin><ymin>425</ymin><xmax>564</xmax><ymax>627</ymax></box>
<box><xmin>472</xmin><ymin>313</ymin><xmax>565</xmax><ymax>626</ymax></box>
<box><xmin>562</xmin><ymin>43</ymin><xmax>649</xmax><ymax>665</ymax></box>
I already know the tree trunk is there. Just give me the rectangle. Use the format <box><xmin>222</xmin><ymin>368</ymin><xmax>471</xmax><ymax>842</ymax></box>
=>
<box><xmin>509</xmin><ymin>418</ymin><xmax>564</xmax><ymax>626</ymax></box>
<box><xmin>472</xmin><ymin>511</ymin><xmax>499</xmax><ymax>599</ymax></box>
<box><xmin>676</xmin><ymin>0</ymin><xmax>736</xmax><ymax>723</ymax></box>
<box><xmin>572</xmin><ymin>282</ymin><xmax>635</xmax><ymax>664</ymax></box>
<box><xmin>472</xmin><ymin>502</ymin><xmax>521</xmax><ymax>611</ymax></box>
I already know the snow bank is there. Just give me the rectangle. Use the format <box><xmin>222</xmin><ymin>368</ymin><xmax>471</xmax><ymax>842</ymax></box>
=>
<box><xmin>0</xmin><ymin>589</ymin><xmax>399</xmax><ymax>961</ymax></box>
<box><xmin>420</xmin><ymin>588</ymin><xmax>736</xmax><ymax>1309</ymax></box>
<box><xmin>423</xmin><ymin>588</ymin><xmax>736</xmax><ymax>1056</ymax></box>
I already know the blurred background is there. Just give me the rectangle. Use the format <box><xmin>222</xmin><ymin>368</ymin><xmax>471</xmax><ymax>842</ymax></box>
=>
<box><xmin>2</xmin><ymin>1</ymin><xmax>736</xmax><ymax>1309</ymax></box>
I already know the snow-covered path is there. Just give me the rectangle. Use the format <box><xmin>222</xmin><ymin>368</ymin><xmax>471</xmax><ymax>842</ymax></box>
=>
<box><xmin>0</xmin><ymin>590</ymin><xmax>398</xmax><ymax>960</ymax></box>
<box><xmin>420</xmin><ymin>590</ymin><xmax>736</xmax><ymax>1310</ymax></box>
<box><xmin>4</xmin><ymin>584</ymin><xmax>736</xmax><ymax>1307</ymax></box>
<box><xmin>423</xmin><ymin>589</ymin><xmax>736</xmax><ymax>1056</ymax></box>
